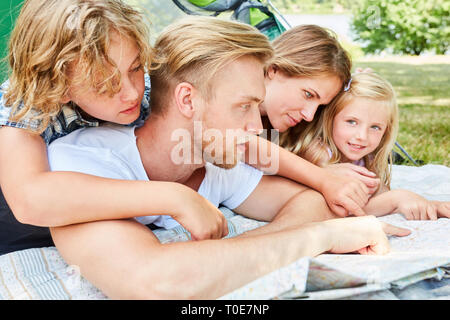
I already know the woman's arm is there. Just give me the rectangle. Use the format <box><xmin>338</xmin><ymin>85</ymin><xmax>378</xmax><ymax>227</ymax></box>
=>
<box><xmin>324</xmin><ymin>163</ymin><xmax>380</xmax><ymax>195</ymax></box>
<box><xmin>0</xmin><ymin>127</ymin><xmax>227</xmax><ymax>239</ymax></box>
<box><xmin>244</xmin><ymin>135</ymin><xmax>369</xmax><ymax>217</ymax></box>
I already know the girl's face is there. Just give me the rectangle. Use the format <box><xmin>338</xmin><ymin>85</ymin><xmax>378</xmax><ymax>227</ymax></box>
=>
<box><xmin>63</xmin><ymin>32</ymin><xmax>145</xmax><ymax>124</ymax></box>
<box><xmin>261</xmin><ymin>67</ymin><xmax>342</xmax><ymax>132</ymax></box>
<box><xmin>332</xmin><ymin>97</ymin><xmax>389</xmax><ymax>162</ymax></box>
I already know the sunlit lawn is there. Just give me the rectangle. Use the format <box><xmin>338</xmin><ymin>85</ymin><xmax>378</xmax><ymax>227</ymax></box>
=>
<box><xmin>354</xmin><ymin>56</ymin><xmax>450</xmax><ymax>166</ymax></box>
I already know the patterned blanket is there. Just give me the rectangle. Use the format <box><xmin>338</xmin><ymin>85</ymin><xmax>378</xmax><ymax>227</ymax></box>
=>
<box><xmin>1</xmin><ymin>164</ymin><xmax>449</xmax><ymax>300</ymax></box>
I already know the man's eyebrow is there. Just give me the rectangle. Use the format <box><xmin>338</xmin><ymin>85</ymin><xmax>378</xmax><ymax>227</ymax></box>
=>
<box><xmin>240</xmin><ymin>95</ymin><xmax>263</xmax><ymax>103</ymax></box>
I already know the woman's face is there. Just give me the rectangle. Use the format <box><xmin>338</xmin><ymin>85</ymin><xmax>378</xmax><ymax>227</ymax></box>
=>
<box><xmin>261</xmin><ymin>67</ymin><xmax>342</xmax><ymax>132</ymax></box>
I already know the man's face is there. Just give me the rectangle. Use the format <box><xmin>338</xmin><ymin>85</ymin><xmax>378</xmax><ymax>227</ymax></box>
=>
<box><xmin>197</xmin><ymin>56</ymin><xmax>266</xmax><ymax>169</ymax></box>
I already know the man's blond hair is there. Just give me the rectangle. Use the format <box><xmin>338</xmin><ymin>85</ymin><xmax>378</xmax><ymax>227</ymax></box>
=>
<box><xmin>150</xmin><ymin>16</ymin><xmax>273</xmax><ymax>114</ymax></box>
<box><xmin>4</xmin><ymin>0</ymin><xmax>152</xmax><ymax>133</ymax></box>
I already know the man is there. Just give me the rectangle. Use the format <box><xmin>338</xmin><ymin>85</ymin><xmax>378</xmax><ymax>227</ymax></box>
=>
<box><xmin>48</xmin><ymin>17</ymin><xmax>409</xmax><ymax>299</ymax></box>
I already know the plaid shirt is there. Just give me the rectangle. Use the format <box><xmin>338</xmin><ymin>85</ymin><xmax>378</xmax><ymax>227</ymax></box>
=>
<box><xmin>0</xmin><ymin>74</ymin><xmax>151</xmax><ymax>145</ymax></box>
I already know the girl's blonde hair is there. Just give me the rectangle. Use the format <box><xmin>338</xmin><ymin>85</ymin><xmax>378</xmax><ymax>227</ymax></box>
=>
<box><xmin>284</xmin><ymin>72</ymin><xmax>398</xmax><ymax>188</ymax></box>
<box><xmin>150</xmin><ymin>16</ymin><xmax>273</xmax><ymax>115</ymax></box>
<box><xmin>4</xmin><ymin>0</ymin><xmax>152</xmax><ymax>133</ymax></box>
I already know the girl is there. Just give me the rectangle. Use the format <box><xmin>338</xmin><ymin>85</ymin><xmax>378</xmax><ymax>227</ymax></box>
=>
<box><xmin>287</xmin><ymin>72</ymin><xmax>450</xmax><ymax>220</ymax></box>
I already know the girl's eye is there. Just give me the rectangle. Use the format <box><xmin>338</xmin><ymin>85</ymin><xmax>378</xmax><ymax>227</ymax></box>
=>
<box><xmin>371</xmin><ymin>125</ymin><xmax>382</xmax><ymax>131</ymax></box>
<box><xmin>241</xmin><ymin>104</ymin><xmax>251</xmax><ymax>110</ymax></box>
<box><xmin>346</xmin><ymin>119</ymin><xmax>357</xmax><ymax>125</ymax></box>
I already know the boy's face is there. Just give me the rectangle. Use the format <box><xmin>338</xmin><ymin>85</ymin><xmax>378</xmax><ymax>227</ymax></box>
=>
<box><xmin>197</xmin><ymin>56</ymin><xmax>266</xmax><ymax>169</ymax></box>
<box><xmin>262</xmin><ymin>69</ymin><xmax>342</xmax><ymax>132</ymax></box>
<box><xmin>332</xmin><ymin>97</ymin><xmax>388</xmax><ymax>162</ymax></box>
<box><xmin>65</xmin><ymin>32</ymin><xmax>145</xmax><ymax>124</ymax></box>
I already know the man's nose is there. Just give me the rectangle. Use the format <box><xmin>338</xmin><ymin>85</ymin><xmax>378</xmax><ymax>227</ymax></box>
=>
<box><xmin>245</xmin><ymin>107</ymin><xmax>264</xmax><ymax>135</ymax></box>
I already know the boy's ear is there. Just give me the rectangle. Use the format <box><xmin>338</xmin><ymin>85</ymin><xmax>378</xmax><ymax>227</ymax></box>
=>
<box><xmin>174</xmin><ymin>82</ymin><xmax>196</xmax><ymax>119</ymax></box>
<box><xmin>59</xmin><ymin>92</ymin><xmax>71</xmax><ymax>104</ymax></box>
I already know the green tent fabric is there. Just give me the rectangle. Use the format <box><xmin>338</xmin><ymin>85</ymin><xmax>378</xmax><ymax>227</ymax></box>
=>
<box><xmin>232</xmin><ymin>1</ymin><xmax>286</xmax><ymax>41</ymax></box>
<box><xmin>0</xmin><ymin>1</ymin><xmax>22</xmax><ymax>82</ymax></box>
<box><xmin>187</xmin><ymin>0</ymin><xmax>243</xmax><ymax>12</ymax></box>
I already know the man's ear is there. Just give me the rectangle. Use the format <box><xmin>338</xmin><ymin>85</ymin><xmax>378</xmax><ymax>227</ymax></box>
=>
<box><xmin>266</xmin><ymin>65</ymin><xmax>278</xmax><ymax>80</ymax></box>
<box><xmin>174</xmin><ymin>82</ymin><xmax>196</xmax><ymax>119</ymax></box>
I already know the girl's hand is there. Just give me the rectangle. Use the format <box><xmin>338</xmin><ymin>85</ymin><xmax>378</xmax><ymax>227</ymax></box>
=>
<box><xmin>432</xmin><ymin>201</ymin><xmax>450</xmax><ymax>219</ymax></box>
<box><xmin>319</xmin><ymin>172</ymin><xmax>370</xmax><ymax>217</ymax></box>
<box><xmin>325</xmin><ymin>163</ymin><xmax>380</xmax><ymax>195</ymax></box>
<box><xmin>394</xmin><ymin>190</ymin><xmax>439</xmax><ymax>220</ymax></box>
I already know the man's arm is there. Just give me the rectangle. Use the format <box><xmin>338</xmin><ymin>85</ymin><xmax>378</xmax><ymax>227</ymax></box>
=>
<box><xmin>50</xmin><ymin>215</ymin><xmax>409</xmax><ymax>299</ymax></box>
<box><xmin>233</xmin><ymin>175</ymin><xmax>338</xmax><ymax>237</ymax></box>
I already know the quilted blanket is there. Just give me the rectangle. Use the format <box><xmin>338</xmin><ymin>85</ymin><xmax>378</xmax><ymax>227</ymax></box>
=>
<box><xmin>0</xmin><ymin>164</ymin><xmax>449</xmax><ymax>300</ymax></box>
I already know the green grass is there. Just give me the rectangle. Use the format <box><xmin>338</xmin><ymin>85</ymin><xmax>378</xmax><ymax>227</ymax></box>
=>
<box><xmin>355</xmin><ymin>56</ymin><xmax>450</xmax><ymax>166</ymax></box>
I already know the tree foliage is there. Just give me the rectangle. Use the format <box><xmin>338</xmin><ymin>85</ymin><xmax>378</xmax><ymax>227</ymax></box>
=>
<box><xmin>351</xmin><ymin>0</ymin><xmax>449</xmax><ymax>55</ymax></box>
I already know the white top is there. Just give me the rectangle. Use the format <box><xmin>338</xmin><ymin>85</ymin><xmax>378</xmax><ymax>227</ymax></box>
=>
<box><xmin>48</xmin><ymin>124</ymin><xmax>263</xmax><ymax>229</ymax></box>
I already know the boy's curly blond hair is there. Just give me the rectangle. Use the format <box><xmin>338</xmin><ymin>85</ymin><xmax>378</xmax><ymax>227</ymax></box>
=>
<box><xmin>4</xmin><ymin>0</ymin><xmax>152</xmax><ymax>133</ymax></box>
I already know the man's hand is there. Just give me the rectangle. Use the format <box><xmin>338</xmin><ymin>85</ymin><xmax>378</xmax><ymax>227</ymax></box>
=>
<box><xmin>321</xmin><ymin>215</ymin><xmax>411</xmax><ymax>255</ymax></box>
<box><xmin>173</xmin><ymin>186</ymin><xmax>228</xmax><ymax>240</ymax></box>
<box><xmin>319</xmin><ymin>172</ymin><xmax>371</xmax><ymax>217</ymax></box>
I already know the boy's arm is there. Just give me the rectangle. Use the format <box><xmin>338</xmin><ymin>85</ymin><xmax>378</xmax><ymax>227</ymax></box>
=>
<box><xmin>0</xmin><ymin>127</ymin><xmax>227</xmax><ymax>239</ymax></box>
<box><xmin>244</xmin><ymin>135</ymin><xmax>369</xmax><ymax>217</ymax></box>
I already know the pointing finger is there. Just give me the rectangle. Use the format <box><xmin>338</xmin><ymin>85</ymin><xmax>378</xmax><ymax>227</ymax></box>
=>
<box><xmin>381</xmin><ymin>222</ymin><xmax>411</xmax><ymax>237</ymax></box>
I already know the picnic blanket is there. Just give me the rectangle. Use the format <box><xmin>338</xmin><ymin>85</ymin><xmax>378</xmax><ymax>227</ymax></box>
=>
<box><xmin>0</xmin><ymin>164</ymin><xmax>449</xmax><ymax>300</ymax></box>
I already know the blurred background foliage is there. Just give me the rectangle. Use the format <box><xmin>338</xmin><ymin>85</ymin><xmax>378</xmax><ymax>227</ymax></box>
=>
<box><xmin>0</xmin><ymin>0</ymin><xmax>447</xmax><ymax>164</ymax></box>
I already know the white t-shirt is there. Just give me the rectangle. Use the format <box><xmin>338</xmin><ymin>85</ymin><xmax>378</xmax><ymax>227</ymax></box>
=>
<box><xmin>47</xmin><ymin>124</ymin><xmax>263</xmax><ymax>229</ymax></box>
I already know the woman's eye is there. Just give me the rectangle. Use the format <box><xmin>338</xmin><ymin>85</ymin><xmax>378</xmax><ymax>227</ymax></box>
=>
<box><xmin>346</xmin><ymin>120</ymin><xmax>357</xmax><ymax>125</ymax></box>
<box><xmin>241</xmin><ymin>104</ymin><xmax>250</xmax><ymax>110</ymax></box>
<box><xmin>131</xmin><ymin>64</ymin><xmax>142</xmax><ymax>72</ymax></box>
<box><xmin>304</xmin><ymin>91</ymin><xmax>313</xmax><ymax>99</ymax></box>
